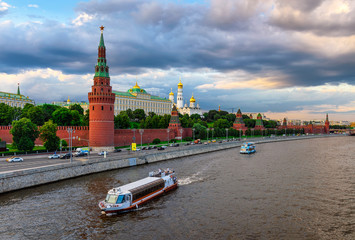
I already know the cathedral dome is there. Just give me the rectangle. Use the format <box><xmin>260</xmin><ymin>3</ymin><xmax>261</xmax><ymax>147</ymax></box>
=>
<box><xmin>190</xmin><ymin>94</ymin><xmax>196</xmax><ymax>103</ymax></box>
<box><xmin>178</xmin><ymin>79</ymin><xmax>183</xmax><ymax>89</ymax></box>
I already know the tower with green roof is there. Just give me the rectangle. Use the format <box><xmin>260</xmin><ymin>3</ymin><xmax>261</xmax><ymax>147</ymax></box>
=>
<box><xmin>254</xmin><ymin>113</ymin><xmax>265</xmax><ymax>130</ymax></box>
<box><xmin>233</xmin><ymin>109</ymin><xmax>248</xmax><ymax>135</ymax></box>
<box><xmin>88</xmin><ymin>26</ymin><xmax>115</xmax><ymax>152</ymax></box>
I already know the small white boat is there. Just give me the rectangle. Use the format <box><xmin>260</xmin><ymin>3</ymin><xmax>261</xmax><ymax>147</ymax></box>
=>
<box><xmin>240</xmin><ymin>142</ymin><xmax>256</xmax><ymax>154</ymax></box>
<box><xmin>99</xmin><ymin>169</ymin><xmax>178</xmax><ymax>215</ymax></box>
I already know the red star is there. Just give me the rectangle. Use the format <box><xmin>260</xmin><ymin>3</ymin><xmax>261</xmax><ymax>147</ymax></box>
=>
<box><xmin>100</xmin><ymin>25</ymin><xmax>104</xmax><ymax>31</ymax></box>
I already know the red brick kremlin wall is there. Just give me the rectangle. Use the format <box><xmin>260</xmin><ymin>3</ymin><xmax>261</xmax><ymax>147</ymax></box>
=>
<box><xmin>0</xmin><ymin>126</ymin><xmax>192</xmax><ymax>147</ymax></box>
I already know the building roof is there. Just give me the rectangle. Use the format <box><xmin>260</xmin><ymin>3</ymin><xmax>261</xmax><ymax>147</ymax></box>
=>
<box><xmin>0</xmin><ymin>91</ymin><xmax>33</xmax><ymax>101</ymax></box>
<box><xmin>113</xmin><ymin>90</ymin><xmax>169</xmax><ymax>102</ymax></box>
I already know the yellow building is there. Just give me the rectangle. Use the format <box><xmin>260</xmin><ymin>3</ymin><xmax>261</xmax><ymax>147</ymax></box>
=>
<box><xmin>113</xmin><ymin>82</ymin><xmax>171</xmax><ymax>115</ymax></box>
<box><xmin>0</xmin><ymin>84</ymin><xmax>35</xmax><ymax>108</ymax></box>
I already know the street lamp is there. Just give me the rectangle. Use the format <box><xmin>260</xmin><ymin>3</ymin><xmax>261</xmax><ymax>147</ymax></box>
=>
<box><xmin>179</xmin><ymin>128</ymin><xmax>183</xmax><ymax>143</ymax></box>
<box><xmin>167</xmin><ymin>128</ymin><xmax>170</xmax><ymax>144</ymax></box>
<box><xmin>192</xmin><ymin>128</ymin><xmax>195</xmax><ymax>142</ymax></box>
<box><xmin>139</xmin><ymin>129</ymin><xmax>144</xmax><ymax>149</ymax></box>
<box><xmin>67</xmin><ymin>128</ymin><xmax>75</xmax><ymax>163</ymax></box>
<box><xmin>225</xmin><ymin>128</ymin><xmax>228</xmax><ymax>141</ymax></box>
<box><xmin>132</xmin><ymin>129</ymin><xmax>136</xmax><ymax>143</ymax></box>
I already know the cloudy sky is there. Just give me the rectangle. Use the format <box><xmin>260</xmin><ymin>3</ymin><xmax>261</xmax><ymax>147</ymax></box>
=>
<box><xmin>1</xmin><ymin>0</ymin><xmax>355</xmax><ymax>121</ymax></box>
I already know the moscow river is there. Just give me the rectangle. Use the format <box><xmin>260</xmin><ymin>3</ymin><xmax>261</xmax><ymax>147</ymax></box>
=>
<box><xmin>0</xmin><ymin>136</ymin><xmax>354</xmax><ymax>239</ymax></box>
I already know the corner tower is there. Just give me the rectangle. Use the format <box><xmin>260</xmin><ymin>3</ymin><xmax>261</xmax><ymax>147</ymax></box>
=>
<box><xmin>88</xmin><ymin>26</ymin><xmax>115</xmax><ymax>152</ymax></box>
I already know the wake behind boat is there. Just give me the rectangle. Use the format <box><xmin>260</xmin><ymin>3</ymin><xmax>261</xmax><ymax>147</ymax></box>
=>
<box><xmin>240</xmin><ymin>142</ymin><xmax>256</xmax><ymax>154</ymax></box>
<box><xmin>99</xmin><ymin>169</ymin><xmax>178</xmax><ymax>215</ymax></box>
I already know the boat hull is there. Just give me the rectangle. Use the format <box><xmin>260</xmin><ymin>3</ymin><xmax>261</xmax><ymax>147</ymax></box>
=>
<box><xmin>101</xmin><ymin>182</ymin><xmax>178</xmax><ymax>215</ymax></box>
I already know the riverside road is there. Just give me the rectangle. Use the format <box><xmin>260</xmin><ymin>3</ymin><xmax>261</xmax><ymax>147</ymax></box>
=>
<box><xmin>0</xmin><ymin>134</ymin><xmax>344</xmax><ymax>174</ymax></box>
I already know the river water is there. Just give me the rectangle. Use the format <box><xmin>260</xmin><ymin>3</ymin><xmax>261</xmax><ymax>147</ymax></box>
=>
<box><xmin>0</xmin><ymin>136</ymin><xmax>354</xmax><ymax>239</ymax></box>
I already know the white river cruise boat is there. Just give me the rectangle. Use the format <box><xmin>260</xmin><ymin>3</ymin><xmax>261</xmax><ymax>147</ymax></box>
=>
<box><xmin>99</xmin><ymin>169</ymin><xmax>178</xmax><ymax>215</ymax></box>
<box><xmin>240</xmin><ymin>142</ymin><xmax>256</xmax><ymax>154</ymax></box>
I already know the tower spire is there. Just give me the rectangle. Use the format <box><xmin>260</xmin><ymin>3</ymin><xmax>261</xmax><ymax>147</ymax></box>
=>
<box><xmin>17</xmin><ymin>83</ymin><xmax>20</xmax><ymax>95</ymax></box>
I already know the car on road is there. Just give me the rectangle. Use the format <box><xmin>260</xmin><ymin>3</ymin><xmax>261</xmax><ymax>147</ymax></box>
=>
<box><xmin>48</xmin><ymin>154</ymin><xmax>60</xmax><ymax>159</ymax></box>
<box><xmin>75</xmin><ymin>152</ymin><xmax>87</xmax><ymax>157</ymax></box>
<box><xmin>6</xmin><ymin>157</ymin><xmax>23</xmax><ymax>162</ymax></box>
<box><xmin>98</xmin><ymin>151</ymin><xmax>108</xmax><ymax>156</ymax></box>
<box><xmin>60</xmin><ymin>153</ymin><xmax>72</xmax><ymax>159</ymax></box>
<box><xmin>157</xmin><ymin>147</ymin><xmax>165</xmax><ymax>150</ymax></box>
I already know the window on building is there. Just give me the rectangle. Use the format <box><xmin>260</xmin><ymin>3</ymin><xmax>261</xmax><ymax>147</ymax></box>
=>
<box><xmin>101</xmin><ymin>106</ymin><xmax>104</xmax><ymax>110</ymax></box>
<box><xmin>93</xmin><ymin>106</ymin><xmax>94</xmax><ymax>110</ymax></box>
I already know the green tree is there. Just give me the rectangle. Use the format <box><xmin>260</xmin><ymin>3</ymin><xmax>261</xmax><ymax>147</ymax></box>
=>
<box><xmin>70</xmin><ymin>110</ymin><xmax>81</xmax><ymax>126</ymax></box>
<box><xmin>193</xmin><ymin>123</ymin><xmax>207</xmax><ymax>139</ymax></box>
<box><xmin>27</xmin><ymin>106</ymin><xmax>45</xmax><ymax>126</ymax></box>
<box><xmin>114</xmin><ymin>112</ymin><xmax>130</xmax><ymax>129</ymax></box>
<box><xmin>226</xmin><ymin>114</ymin><xmax>236</xmax><ymax>123</ymax></box>
<box><xmin>69</xmin><ymin>104</ymin><xmax>84</xmax><ymax>115</ymax></box>
<box><xmin>39</xmin><ymin>104</ymin><xmax>60</xmax><ymax>122</ymax></box>
<box><xmin>126</xmin><ymin>109</ymin><xmax>134</xmax><ymax>120</ymax></box>
<box><xmin>213</xmin><ymin>119</ymin><xmax>231</xmax><ymax>129</ymax></box>
<box><xmin>0</xmin><ymin>103</ymin><xmax>12</xmax><ymax>125</ymax></box>
<box><xmin>21</xmin><ymin>103</ymin><xmax>35</xmax><ymax>119</ymax></box>
<box><xmin>52</xmin><ymin>108</ymin><xmax>72</xmax><ymax>126</ymax></box>
<box><xmin>133</xmin><ymin>109</ymin><xmax>146</xmax><ymax>121</ymax></box>
<box><xmin>10</xmin><ymin>118</ymin><xmax>39</xmax><ymax>151</ymax></box>
<box><xmin>82</xmin><ymin>109</ymin><xmax>90</xmax><ymax>126</ymax></box>
<box><xmin>40</xmin><ymin>120</ymin><xmax>60</xmax><ymax>151</ymax></box>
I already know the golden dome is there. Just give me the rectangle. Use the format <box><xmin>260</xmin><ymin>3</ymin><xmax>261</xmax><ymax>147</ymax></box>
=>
<box><xmin>169</xmin><ymin>88</ymin><xmax>174</xmax><ymax>96</ymax></box>
<box><xmin>190</xmin><ymin>94</ymin><xmax>196</xmax><ymax>103</ymax></box>
<box><xmin>178</xmin><ymin>78</ymin><xmax>183</xmax><ymax>89</ymax></box>
<box><xmin>67</xmin><ymin>96</ymin><xmax>70</xmax><ymax>103</ymax></box>
<box><xmin>133</xmin><ymin>81</ymin><xmax>140</xmax><ymax>89</ymax></box>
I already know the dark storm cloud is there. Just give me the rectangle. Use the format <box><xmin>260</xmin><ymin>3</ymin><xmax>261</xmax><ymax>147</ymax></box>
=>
<box><xmin>1</xmin><ymin>0</ymin><xmax>355</xmax><ymax>90</ymax></box>
<box><xmin>269</xmin><ymin>0</ymin><xmax>355</xmax><ymax>37</ymax></box>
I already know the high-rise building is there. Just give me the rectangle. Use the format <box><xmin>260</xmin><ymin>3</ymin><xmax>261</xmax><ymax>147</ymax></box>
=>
<box><xmin>88</xmin><ymin>26</ymin><xmax>115</xmax><ymax>152</ymax></box>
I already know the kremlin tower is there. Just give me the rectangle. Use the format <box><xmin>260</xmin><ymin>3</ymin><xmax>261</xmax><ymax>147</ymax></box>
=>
<box><xmin>254</xmin><ymin>113</ymin><xmax>265</xmax><ymax>130</ymax></box>
<box><xmin>233</xmin><ymin>109</ymin><xmax>248</xmax><ymax>134</ymax></box>
<box><xmin>88</xmin><ymin>26</ymin><xmax>115</xmax><ymax>152</ymax></box>
<box><xmin>168</xmin><ymin>104</ymin><xmax>182</xmax><ymax>134</ymax></box>
<box><xmin>177</xmin><ymin>78</ymin><xmax>184</xmax><ymax>109</ymax></box>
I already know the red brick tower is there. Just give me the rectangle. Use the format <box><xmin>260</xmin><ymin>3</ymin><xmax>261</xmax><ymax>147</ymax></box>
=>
<box><xmin>233</xmin><ymin>109</ymin><xmax>248</xmax><ymax>135</ymax></box>
<box><xmin>325</xmin><ymin>113</ymin><xmax>330</xmax><ymax>134</ymax></box>
<box><xmin>168</xmin><ymin>104</ymin><xmax>181</xmax><ymax>133</ymax></box>
<box><xmin>88</xmin><ymin>26</ymin><xmax>115</xmax><ymax>152</ymax></box>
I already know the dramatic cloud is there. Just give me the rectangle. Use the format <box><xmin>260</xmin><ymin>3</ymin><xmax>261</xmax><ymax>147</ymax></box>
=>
<box><xmin>1</xmin><ymin>0</ymin><xmax>355</xmax><ymax>121</ymax></box>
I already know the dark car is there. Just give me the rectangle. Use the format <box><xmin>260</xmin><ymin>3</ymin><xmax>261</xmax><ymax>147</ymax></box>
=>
<box><xmin>114</xmin><ymin>149</ymin><xmax>122</xmax><ymax>152</ymax></box>
<box><xmin>157</xmin><ymin>147</ymin><xmax>165</xmax><ymax>150</ymax></box>
<box><xmin>60</xmin><ymin>153</ymin><xmax>72</xmax><ymax>159</ymax></box>
<box><xmin>147</xmin><ymin>146</ymin><xmax>152</xmax><ymax>150</ymax></box>
<box><xmin>75</xmin><ymin>152</ymin><xmax>87</xmax><ymax>157</ymax></box>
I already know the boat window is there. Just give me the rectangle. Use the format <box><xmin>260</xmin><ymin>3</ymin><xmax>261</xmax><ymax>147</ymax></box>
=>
<box><xmin>116</xmin><ymin>195</ymin><xmax>125</xmax><ymax>203</ymax></box>
<box><xmin>105</xmin><ymin>194</ymin><xmax>118</xmax><ymax>204</ymax></box>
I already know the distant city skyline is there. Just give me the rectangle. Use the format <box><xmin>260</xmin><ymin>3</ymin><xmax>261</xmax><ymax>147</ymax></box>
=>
<box><xmin>1</xmin><ymin>0</ymin><xmax>355</xmax><ymax>121</ymax></box>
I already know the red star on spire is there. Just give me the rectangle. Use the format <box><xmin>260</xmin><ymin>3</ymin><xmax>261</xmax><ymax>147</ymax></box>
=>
<box><xmin>100</xmin><ymin>25</ymin><xmax>104</xmax><ymax>32</ymax></box>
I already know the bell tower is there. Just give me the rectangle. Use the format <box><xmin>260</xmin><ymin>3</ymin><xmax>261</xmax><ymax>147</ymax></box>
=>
<box><xmin>88</xmin><ymin>26</ymin><xmax>115</xmax><ymax>152</ymax></box>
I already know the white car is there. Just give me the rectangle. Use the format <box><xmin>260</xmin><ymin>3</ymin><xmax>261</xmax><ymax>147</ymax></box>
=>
<box><xmin>48</xmin><ymin>154</ymin><xmax>60</xmax><ymax>159</ymax></box>
<box><xmin>6</xmin><ymin>157</ymin><xmax>23</xmax><ymax>162</ymax></box>
<box><xmin>98</xmin><ymin>151</ymin><xmax>108</xmax><ymax>156</ymax></box>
